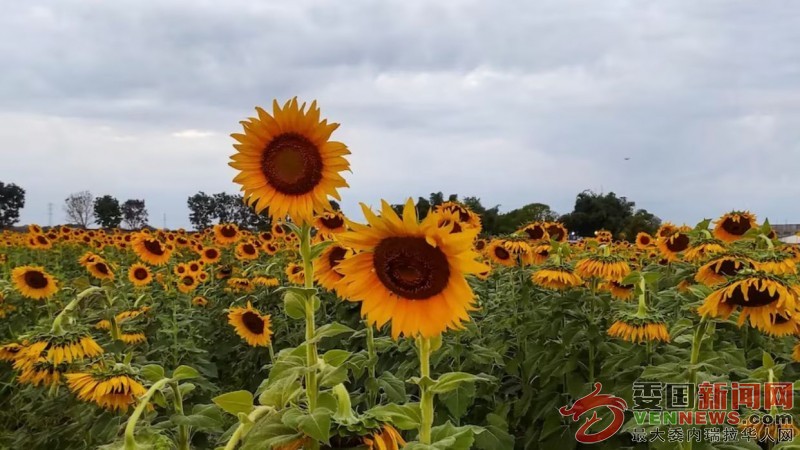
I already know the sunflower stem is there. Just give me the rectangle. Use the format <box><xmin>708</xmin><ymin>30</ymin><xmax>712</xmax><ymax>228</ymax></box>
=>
<box><xmin>299</xmin><ymin>224</ymin><xmax>319</xmax><ymax>414</ymax></box>
<box><xmin>635</xmin><ymin>276</ymin><xmax>648</xmax><ymax>318</ymax></box>
<box><xmin>50</xmin><ymin>286</ymin><xmax>102</xmax><ymax>335</ymax></box>
<box><xmin>417</xmin><ymin>336</ymin><xmax>434</xmax><ymax>445</ymax></box>
<box><xmin>170</xmin><ymin>381</ymin><xmax>190</xmax><ymax>450</ymax></box>
<box><xmin>366</xmin><ymin>322</ymin><xmax>378</xmax><ymax>408</ymax></box>
<box><xmin>125</xmin><ymin>377</ymin><xmax>171</xmax><ymax>450</ymax></box>
<box><xmin>688</xmin><ymin>317</ymin><xmax>709</xmax><ymax>385</ymax></box>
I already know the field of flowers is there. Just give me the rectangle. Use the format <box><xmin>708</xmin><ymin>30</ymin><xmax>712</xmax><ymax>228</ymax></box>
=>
<box><xmin>1</xmin><ymin>99</ymin><xmax>799</xmax><ymax>450</ymax></box>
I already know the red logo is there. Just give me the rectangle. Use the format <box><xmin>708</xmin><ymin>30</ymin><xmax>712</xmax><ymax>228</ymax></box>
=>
<box><xmin>559</xmin><ymin>382</ymin><xmax>628</xmax><ymax>444</ymax></box>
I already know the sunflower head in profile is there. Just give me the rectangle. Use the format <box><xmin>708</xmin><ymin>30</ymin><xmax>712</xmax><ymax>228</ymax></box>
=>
<box><xmin>762</xmin><ymin>312</ymin><xmax>800</xmax><ymax>337</ymax></box>
<box><xmin>755</xmin><ymin>252</ymin><xmax>797</xmax><ymax>276</ymax></box>
<box><xmin>713</xmin><ymin>211</ymin><xmax>757</xmax><ymax>242</ymax></box>
<box><xmin>698</xmin><ymin>273</ymin><xmax>798</xmax><ymax>331</ymax></box>
<box><xmin>229</xmin><ymin>98</ymin><xmax>350</xmax><ymax>224</ymax></box>
<box><xmin>235</xmin><ymin>241</ymin><xmax>260</xmax><ymax>260</ymax></box>
<box><xmin>336</xmin><ymin>199</ymin><xmax>487</xmax><ymax>339</ymax></box>
<box><xmin>656</xmin><ymin>225</ymin><xmax>692</xmax><ymax>261</ymax></box>
<box><xmin>15</xmin><ymin>357</ymin><xmax>65</xmax><ymax>387</ymax></box>
<box><xmin>0</xmin><ymin>343</ymin><xmax>23</xmax><ymax>362</ymax></box>
<box><xmin>314</xmin><ymin>243</ymin><xmax>354</xmax><ymax>293</ymax></box>
<box><xmin>518</xmin><ymin>222</ymin><xmax>548</xmax><ymax>242</ymax></box>
<box><xmin>531</xmin><ymin>264</ymin><xmax>583</xmax><ymax>290</ymax></box>
<box><xmin>434</xmin><ymin>202</ymin><xmax>481</xmax><ymax>231</ymax></box>
<box><xmin>216</xmin><ymin>265</ymin><xmax>234</xmax><ymax>280</ymax></box>
<box><xmin>65</xmin><ymin>369</ymin><xmax>147</xmax><ymax>412</ymax></box>
<box><xmin>11</xmin><ymin>266</ymin><xmax>59</xmax><ymax>300</ymax></box>
<box><xmin>544</xmin><ymin>222</ymin><xmax>568</xmax><ymax>242</ymax></box>
<box><xmin>574</xmin><ymin>255</ymin><xmax>631</xmax><ymax>281</ymax></box>
<box><xmin>603</xmin><ymin>280</ymin><xmax>635</xmax><ymax>301</ymax></box>
<box><xmin>87</xmin><ymin>260</ymin><xmax>115</xmax><ymax>281</ymax></box>
<box><xmin>192</xmin><ymin>296</ymin><xmax>209</xmax><ymax>307</ymax></box>
<box><xmin>607</xmin><ymin>318</ymin><xmax>670</xmax><ymax>343</ymax></box>
<box><xmin>214</xmin><ymin>223</ymin><xmax>240</xmax><ymax>245</ymax></box>
<box><xmin>26</xmin><ymin>332</ymin><xmax>105</xmax><ymax>366</ymax></box>
<box><xmin>635</xmin><ymin>232</ymin><xmax>654</xmax><ymax>249</ymax></box>
<box><xmin>682</xmin><ymin>237</ymin><xmax>727</xmax><ymax>263</ymax></box>
<box><xmin>228</xmin><ymin>302</ymin><xmax>273</xmax><ymax>347</ymax></box>
<box><xmin>285</xmin><ymin>262</ymin><xmax>305</xmax><ymax>285</ymax></box>
<box><xmin>227</xmin><ymin>277</ymin><xmax>255</xmax><ymax>293</ymax></box>
<box><xmin>362</xmin><ymin>424</ymin><xmax>406</xmax><ymax>450</ymax></box>
<box><xmin>132</xmin><ymin>233</ymin><xmax>172</xmax><ymax>266</ymax></box>
<box><xmin>253</xmin><ymin>276</ymin><xmax>280</xmax><ymax>287</ymax></box>
<box><xmin>694</xmin><ymin>255</ymin><xmax>755</xmax><ymax>286</ymax></box>
<box><xmin>497</xmin><ymin>236</ymin><xmax>534</xmax><ymax>265</ymax></box>
<box><xmin>314</xmin><ymin>210</ymin><xmax>347</xmax><ymax>238</ymax></box>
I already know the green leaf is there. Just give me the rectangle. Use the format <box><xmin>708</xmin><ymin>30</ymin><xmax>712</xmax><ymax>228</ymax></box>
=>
<box><xmin>430</xmin><ymin>372</ymin><xmax>493</xmax><ymax>394</ymax></box>
<box><xmin>429</xmin><ymin>422</ymin><xmax>482</xmax><ymax>450</ymax></box>
<box><xmin>365</xmin><ymin>403</ymin><xmax>421</xmax><ymax>430</ymax></box>
<box><xmin>139</xmin><ymin>364</ymin><xmax>165</xmax><ymax>383</ymax></box>
<box><xmin>322</xmin><ymin>349</ymin><xmax>351</xmax><ymax>367</ymax></box>
<box><xmin>298</xmin><ymin>410</ymin><xmax>331</xmax><ymax>445</ymax></box>
<box><xmin>474</xmin><ymin>414</ymin><xmax>514</xmax><ymax>450</ymax></box>
<box><xmin>377</xmin><ymin>372</ymin><xmax>406</xmax><ymax>403</ymax></box>
<box><xmin>317</xmin><ymin>392</ymin><xmax>338</xmax><ymax>413</ymax></box>
<box><xmin>172</xmin><ymin>365</ymin><xmax>200</xmax><ymax>381</ymax></box>
<box><xmin>170</xmin><ymin>413</ymin><xmax>223</xmax><ymax>433</ymax></box>
<box><xmin>240</xmin><ymin>411</ymin><xmax>302</xmax><ymax>450</ymax></box>
<box><xmin>763</xmin><ymin>352</ymin><xmax>775</xmax><ymax>369</ymax></box>
<box><xmin>319</xmin><ymin>364</ymin><xmax>348</xmax><ymax>388</ymax></box>
<box><xmin>441</xmin><ymin>382</ymin><xmax>475</xmax><ymax>419</ymax></box>
<box><xmin>283</xmin><ymin>291</ymin><xmax>306</xmax><ymax>320</ymax></box>
<box><xmin>213</xmin><ymin>390</ymin><xmax>254</xmax><ymax>417</ymax></box>
<box><xmin>311</xmin><ymin>322</ymin><xmax>355</xmax><ymax>343</ymax></box>
<box><xmin>258</xmin><ymin>377</ymin><xmax>303</xmax><ymax>408</ymax></box>
<box><xmin>309</xmin><ymin>240</ymin><xmax>335</xmax><ymax>260</ymax></box>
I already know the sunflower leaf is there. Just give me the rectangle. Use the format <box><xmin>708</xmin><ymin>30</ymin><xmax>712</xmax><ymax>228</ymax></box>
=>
<box><xmin>213</xmin><ymin>390</ymin><xmax>254</xmax><ymax>417</ymax></box>
<box><xmin>140</xmin><ymin>364</ymin><xmax>165</xmax><ymax>383</ymax></box>
<box><xmin>310</xmin><ymin>322</ymin><xmax>354</xmax><ymax>343</ymax></box>
<box><xmin>283</xmin><ymin>291</ymin><xmax>306</xmax><ymax>320</ymax></box>
<box><xmin>309</xmin><ymin>240</ymin><xmax>335</xmax><ymax>260</ymax></box>
<box><xmin>298</xmin><ymin>410</ymin><xmax>331</xmax><ymax>445</ymax></box>
<box><xmin>429</xmin><ymin>372</ymin><xmax>494</xmax><ymax>395</ymax></box>
<box><xmin>365</xmin><ymin>403</ymin><xmax>422</xmax><ymax>430</ymax></box>
<box><xmin>172</xmin><ymin>365</ymin><xmax>201</xmax><ymax>381</ymax></box>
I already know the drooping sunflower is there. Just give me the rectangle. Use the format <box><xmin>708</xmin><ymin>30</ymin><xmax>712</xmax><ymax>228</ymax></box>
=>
<box><xmin>694</xmin><ymin>255</ymin><xmax>755</xmax><ymax>286</ymax></box>
<box><xmin>227</xmin><ymin>277</ymin><xmax>255</xmax><ymax>293</ymax></box>
<box><xmin>698</xmin><ymin>274</ymin><xmax>798</xmax><ymax>330</ymax></box>
<box><xmin>228</xmin><ymin>302</ymin><xmax>273</xmax><ymax>347</ymax></box>
<box><xmin>128</xmin><ymin>263</ymin><xmax>153</xmax><ymax>287</ymax></box>
<box><xmin>682</xmin><ymin>238</ymin><xmax>727</xmax><ymax>263</ymax></box>
<box><xmin>756</xmin><ymin>253</ymin><xmax>797</xmax><ymax>275</ymax></box>
<box><xmin>574</xmin><ymin>256</ymin><xmax>631</xmax><ymax>281</ymax></box>
<box><xmin>285</xmin><ymin>262</ymin><xmax>305</xmax><ymax>285</ymax></box>
<box><xmin>363</xmin><ymin>424</ymin><xmax>407</xmax><ymax>450</ymax></box>
<box><xmin>229</xmin><ymin>98</ymin><xmax>351</xmax><ymax>224</ymax></box>
<box><xmin>119</xmin><ymin>333</ymin><xmax>147</xmax><ymax>345</ymax></box>
<box><xmin>762</xmin><ymin>312</ymin><xmax>800</xmax><ymax>337</ymax></box>
<box><xmin>192</xmin><ymin>296</ymin><xmax>209</xmax><ymax>307</ymax></box>
<box><xmin>544</xmin><ymin>222</ymin><xmax>569</xmax><ymax>242</ymax></box>
<box><xmin>607</xmin><ymin>319</ymin><xmax>670</xmax><ymax>343</ymax></box>
<box><xmin>200</xmin><ymin>247</ymin><xmax>221</xmax><ymax>264</ymax></box>
<box><xmin>530</xmin><ymin>244</ymin><xmax>551</xmax><ymax>265</ymax></box>
<box><xmin>713</xmin><ymin>211</ymin><xmax>757</xmax><ymax>242</ymax></box>
<box><xmin>313</xmin><ymin>244</ymin><xmax>354</xmax><ymax>293</ymax></box>
<box><xmin>594</xmin><ymin>230</ymin><xmax>613</xmax><ymax>244</ymax></box>
<box><xmin>434</xmin><ymin>201</ymin><xmax>481</xmax><ymax>230</ymax></box>
<box><xmin>518</xmin><ymin>222</ymin><xmax>548</xmax><ymax>241</ymax></box>
<box><xmin>26</xmin><ymin>333</ymin><xmax>105</xmax><ymax>365</ymax></box>
<box><xmin>65</xmin><ymin>371</ymin><xmax>147</xmax><ymax>412</ymax></box>
<box><xmin>87</xmin><ymin>260</ymin><xmax>115</xmax><ymax>281</ymax></box>
<box><xmin>11</xmin><ymin>266</ymin><xmax>59</xmax><ymax>300</ymax></box>
<box><xmin>635</xmin><ymin>232</ymin><xmax>653</xmax><ymax>249</ymax></box>
<box><xmin>253</xmin><ymin>276</ymin><xmax>280</xmax><ymax>287</ymax></box>
<box><xmin>531</xmin><ymin>265</ymin><xmax>583</xmax><ymax>290</ymax></box>
<box><xmin>656</xmin><ymin>226</ymin><xmax>692</xmax><ymax>261</ymax></box>
<box><xmin>0</xmin><ymin>343</ymin><xmax>23</xmax><ymax>362</ymax></box>
<box><xmin>132</xmin><ymin>233</ymin><xmax>172</xmax><ymax>266</ymax></box>
<box><xmin>235</xmin><ymin>241</ymin><xmax>260</xmax><ymax>260</ymax></box>
<box><xmin>336</xmin><ymin>199</ymin><xmax>487</xmax><ymax>339</ymax></box>
<box><xmin>603</xmin><ymin>280</ymin><xmax>635</xmax><ymax>301</ymax></box>
<box><xmin>214</xmin><ymin>223</ymin><xmax>240</xmax><ymax>245</ymax></box>
<box><xmin>314</xmin><ymin>211</ymin><xmax>347</xmax><ymax>238</ymax></box>
<box><xmin>15</xmin><ymin>358</ymin><xmax>65</xmax><ymax>387</ymax></box>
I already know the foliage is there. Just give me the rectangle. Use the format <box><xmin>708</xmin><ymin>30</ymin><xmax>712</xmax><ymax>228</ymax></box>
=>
<box><xmin>64</xmin><ymin>190</ymin><xmax>94</xmax><ymax>227</ymax></box>
<box><xmin>121</xmin><ymin>199</ymin><xmax>148</xmax><ymax>229</ymax></box>
<box><xmin>93</xmin><ymin>195</ymin><xmax>123</xmax><ymax>229</ymax></box>
<box><xmin>0</xmin><ymin>182</ymin><xmax>25</xmax><ymax>229</ymax></box>
<box><xmin>560</xmin><ymin>190</ymin><xmax>660</xmax><ymax>239</ymax></box>
<box><xmin>187</xmin><ymin>192</ymin><xmax>270</xmax><ymax>231</ymax></box>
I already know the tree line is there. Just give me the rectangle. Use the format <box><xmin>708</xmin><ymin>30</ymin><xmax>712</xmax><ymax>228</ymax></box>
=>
<box><xmin>1</xmin><ymin>180</ymin><xmax>661</xmax><ymax>239</ymax></box>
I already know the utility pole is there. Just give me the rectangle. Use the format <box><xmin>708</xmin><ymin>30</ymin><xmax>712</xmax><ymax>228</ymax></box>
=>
<box><xmin>48</xmin><ymin>203</ymin><xmax>53</xmax><ymax>227</ymax></box>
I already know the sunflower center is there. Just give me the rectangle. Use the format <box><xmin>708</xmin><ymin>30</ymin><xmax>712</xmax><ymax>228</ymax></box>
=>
<box><xmin>36</xmin><ymin>236</ymin><xmax>47</xmax><ymax>245</ymax></box>
<box><xmin>241</xmin><ymin>311</ymin><xmax>265</xmax><ymax>334</ymax></box>
<box><xmin>475</xmin><ymin>240</ymin><xmax>486</xmax><ymax>251</ymax></box>
<box><xmin>725</xmin><ymin>282</ymin><xmax>781</xmax><ymax>307</ymax></box>
<box><xmin>243</xmin><ymin>244</ymin><xmax>256</xmax><ymax>255</ymax></box>
<box><xmin>24</xmin><ymin>271</ymin><xmax>49</xmax><ymax>289</ymax></box>
<box><xmin>220</xmin><ymin>225</ymin><xmax>237</xmax><ymax>238</ymax></box>
<box><xmin>373</xmin><ymin>237</ymin><xmax>450</xmax><ymax>300</ymax></box>
<box><xmin>494</xmin><ymin>246</ymin><xmax>510</xmax><ymax>260</ymax></box>
<box><xmin>261</xmin><ymin>133</ymin><xmax>323</xmax><ymax>195</ymax></box>
<box><xmin>182</xmin><ymin>276</ymin><xmax>194</xmax><ymax>286</ymax></box>
<box><xmin>639</xmin><ymin>236</ymin><xmax>651</xmax><ymax>245</ymax></box>
<box><xmin>524</xmin><ymin>226</ymin><xmax>546</xmax><ymax>240</ymax></box>
<box><xmin>291</xmin><ymin>266</ymin><xmax>302</xmax><ymax>274</ymax></box>
<box><xmin>773</xmin><ymin>314</ymin><xmax>791</xmax><ymax>325</ymax></box>
<box><xmin>715</xmin><ymin>259</ymin><xmax>751</xmax><ymax>276</ymax></box>
<box><xmin>133</xmin><ymin>268</ymin><xmax>148</xmax><ymax>280</ymax></box>
<box><xmin>94</xmin><ymin>263</ymin><xmax>109</xmax><ymax>275</ymax></box>
<box><xmin>205</xmin><ymin>249</ymin><xmax>219</xmax><ymax>259</ymax></box>
<box><xmin>143</xmin><ymin>239</ymin><xmax>165</xmax><ymax>256</ymax></box>
<box><xmin>666</xmin><ymin>234</ymin><xmax>690</xmax><ymax>252</ymax></box>
<box><xmin>721</xmin><ymin>217</ymin><xmax>751</xmax><ymax>236</ymax></box>
<box><xmin>328</xmin><ymin>246</ymin><xmax>348</xmax><ymax>269</ymax></box>
<box><xmin>320</xmin><ymin>215</ymin><xmax>344</xmax><ymax>230</ymax></box>
<box><xmin>546</xmin><ymin>225</ymin><xmax>564</xmax><ymax>240</ymax></box>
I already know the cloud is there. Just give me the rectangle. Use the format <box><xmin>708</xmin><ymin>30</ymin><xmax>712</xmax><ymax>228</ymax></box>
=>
<box><xmin>1</xmin><ymin>0</ymin><xmax>800</xmax><ymax>228</ymax></box>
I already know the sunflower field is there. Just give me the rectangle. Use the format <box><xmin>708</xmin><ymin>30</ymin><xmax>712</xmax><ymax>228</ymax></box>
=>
<box><xmin>1</xmin><ymin>99</ymin><xmax>800</xmax><ymax>450</ymax></box>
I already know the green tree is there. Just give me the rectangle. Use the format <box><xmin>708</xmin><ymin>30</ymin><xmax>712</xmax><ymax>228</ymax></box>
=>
<box><xmin>187</xmin><ymin>192</ymin><xmax>216</xmax><ymax>230</ymax></box>
<box><xmin>93</xmin><ymin>195</ymin><xmax>122</xmax><ymax>228</ymax></box>
<box><xmin>122</xmin><ymin>199</ymin><xmax>148</xmax><ymax>229</ymax></box>
<box><xmin>620</xmin><ymin>209</ymin><xmax>661</xmax><ymax>241</ymax></box>
<box><xmin>494</xmin><ymin>203</ymin><xmax>558</xmax><ymax>235</ymax></box>
<box><xmin>560</xmin><ymin>190</ymin><xmax>659</xmax><ymax>240</ymax></box>
<box><xmin>0</xmin><ymin>182</ymin><xmax>25</xmax><ymax>229</ymax></box>
<box><xmin>64</xmin><ymin>191</ymin><xmax>94</xmax><ymax>227</ymax></box>
<box><xmin>415</xmin><ymin>197</ymin><xmax>431</xmax><ymax>219</ymax></box>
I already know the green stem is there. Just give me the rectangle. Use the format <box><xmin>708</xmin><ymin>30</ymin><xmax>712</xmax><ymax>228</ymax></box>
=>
<box><xmin>635</xmin><ymin>276</ymin><xmax>648</xmax><ymax>318</ymax></box>
<box><xmin>171</xmin><ymin>381</ymin><xmax>190</xmax><ymax>450</ymax></box>
<box><xmin>300</xmin><ymin>224</ymin><xmax>319</xmax><ymax>413</ymax></box>
<box><xmin>688</xmin><ymin>317</ymin><xmax>709</xmax><ymax>385</ymax></box>
<box><xmin>223</xmin><ymin>406</ymin><xmax>273</xmax><ymax>450</ymax></box>
<box><xmin>125</xmin><ymin>378</ymin><xmax>171</xmax><ymax>450</ymax></box>
<box><xmin>418</xmin><ymin>336</ymin><xmax>434</xmax><ymax>445</ymax></box>
<box><xmin>51</xmin><ymin>286</ymin><xmax>102</xmax><ymax>335</ymax></box>
<box><xmin>366</xmin><ymin>323</ymin><xmax>377</xmax><ymax>408</ymax></box>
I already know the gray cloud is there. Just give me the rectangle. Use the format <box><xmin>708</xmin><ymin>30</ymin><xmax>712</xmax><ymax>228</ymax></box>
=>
<box><xmin>1</xmin><ymin>0</ymin><xmax>799</xmax><ymax>229</ymax></box>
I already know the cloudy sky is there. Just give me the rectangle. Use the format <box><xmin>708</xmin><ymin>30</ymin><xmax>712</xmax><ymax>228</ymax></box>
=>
<box><xmin>2</xmin><ymin>0</ymin><xmax>799</xmax><ymax>229</ymax></box>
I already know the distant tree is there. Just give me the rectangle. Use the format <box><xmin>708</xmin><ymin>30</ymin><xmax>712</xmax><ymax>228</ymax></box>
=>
<box><xmin>0</xmin><ymin>182</ymin><xmax>25</xmax><ymax>228</ymax></box>
<box><xmin>620</xmin><ymin>209</ymin><xmax>661</xmax><ymax>241</ymax></box>
<box><xmin>330</xmin><ymin>200</ymin><xmax>341</xmax><ymax>212</ymax></box>
<box><xmin>415</xmin><ymin>197</ymin><xmax>431</xmax><ymax>219</ymax></box>
<box><xmin>93</xmin><ymin>195</ymin><xmax>122</xmax><ymax>228</ymax></box>
<box><xmin>560</xmin><ymin>190</ymin><xmax>658</xmax><ymax>240</ymax></box>
<box><xmin>461</xmin><ymin>196</ymin><xmax>500</xmax><ymax>235</ymax></box>
<box><xmin>64</xmin><ymin>191</ymin><xmax>94</xmax><ymax>227</ymax></box>
<box><xmin>448</xmin><ymin>194</ymin><xmax>459</xmax><ymax>202</ymax></box>
<box><xmin>494</xmin><ymin>203</ymin><xmax>558</xmax><ymax>235</ymax></box>
<box><xmin>187</xmin><ymin>192</ymin><xmax>216</xmax><ymax>230</ymax></box>
<box><xmin>429</xmin><ymin>192</ymin><xmax>444</xmax><ymax>207</ymax></box>
<box><xmin>122</xmin><ymin>199</ymin><xmax>149</xmax><ymax>229</ymax></box>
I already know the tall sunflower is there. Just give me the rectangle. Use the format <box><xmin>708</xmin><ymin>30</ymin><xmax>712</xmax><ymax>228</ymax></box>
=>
<box><xmin>574</xmin><ymin>256</ymin><xmax>631</xmax><ymax>281</ymax></box>
<box><xmin>314</xmin><ymin>211</ymin><xmax>347</xmax><ymax>238</ymax></box>
<box><xmin>235</xmin><ymin>241</ymin><xmax>260</xmax><ymax>260</ymax></box>
<box><xmin>200</xmin><ymin>247</ymin><xmax>222</xmax><ymax>264</ymax></box>
<box><xmin>228</xmin><ymin>302</ymin><xmax>273</xmax><ymax>347</ymax></box>
<box><xmin>229</xmin><ymin>98</ymin><xmax>351</xmax><ymax>224</ymax></box>
<box><xmin>656</xmin><ymin>226</ymin><xmax>692</xmax><ymax>261</ymax></box>
<box><xmin>433</xmin><ymin>202</ymin><xmax>481</xmax><ymax>230</ymax></box>
<box><xmin>608</xmin><ymin>319</ymin><xmax>670</xmax><ymax>343</ymax></box>
<box><xmin>132</xmin><ymin>233</ymin><xmax>172</xmax><ymax>266</ymax></box>
<box><xmin>336</xmin><ymin>199</ymin><xmax>487</xmax><ymax>339</ymax></box>
<box><xmin>486</xmin><ymin>240</ymin><xmax>515</xmax><ymax>267</ymax></box>
<box><xmin>87</xmin><ymin>260</ymin><xmax>115</xmax><ymax>281</ymax></box>
<box><xmin>11</xmin><ymin>266</ymin><xmax>59</xmax><ymax>300</ymax></box>
<box><xmin>285</xmin><ymin>263</ymin><xmax>305</xmax><ymax>285</ymax></box>
<box><xmin>694</xmin><ymin>255</ymin><xmax>755</xmax><ymax>286</ymax></box>
<box><xmin>713</xmin><ymin>211</ymin><xmax>757</xmax><ymax>242</ymax></box>
<box><xmin>518</xmin><ymin>222</ymin><xmax>548</xmax><ymax>241</ymax></box>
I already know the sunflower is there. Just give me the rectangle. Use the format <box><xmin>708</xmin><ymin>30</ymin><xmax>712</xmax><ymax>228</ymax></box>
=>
<box><xmin>24</xmin><ymin>334</ymin><xmax>105</xmax><ymax>365</ymax></box>
<box><xmin>474</xmin><ymin>238</ymin><xmax>487</xmax><ymax>253</ymax></box>
<box><xmin>177</xmin><ymin>274</ymin><xmax>199</xmax><ymax>294</ymax></box>
<box><xmin>229</xmin><ymin>98</ymin><xmax>350</xmax><ymax>224</ymax></box>
<box><xmin>574</xmin><ymin>256</ymin><xmax>631</xmax><ymax>281</ymax></box>
<box><xmin>132</xmin><ymin>233</ymin><xmax>172</xmax><ymax>266</ymax></box>
<box><xmin>186</xmin><ymin>260</ymin><xmax>204</xmax><ymax>273</ymax></box>
<box><xmin>635</xmin><ymin>232</ymin><xmax>653</xmax><ymax>249</ymax></box>
<box><xmin>272</xmin><ymin>222</ymin><xmax>287</xmax><ymax>237</ymax></box>
<box><xmin>119</xmin><ymin>333</ymin><xmax>146</xmax><ymax>345</ymax></box>
<box><xmin>227</xmin><ymin>277</ymin><xmax>255</xmax><ymax>293</ymax></box>
<box><xmin>531</xmin><ymin>265</ymin><xmax>583</xmax><ymax>290</ymax></box>
<box><xmin>430</xmin><ymin>209</ymin><xmax>470</xmax><ymax>234</ymax></box>
<box><xmin>336</xmin><ymin>199</ymin><xmax>487</xmax><ymax>339</ymax></box>
<box><xmin>434</xmin><ymin>202</ymin><xmax>481</xmax><ymax>230</ymax></box>
<box><xmin>16</xmin><ymin>358</ymin><xmax>65</xmax><ymax>387</ymax></box>
<box><xmin>607</xmin><ymin>319</ymin><xmax>670</xmax><ymax>343</ymax></box>
<box><xmin>65</xmin><ymin>371</ymin><xmax>147</xmax><ymax>412</ymax></box>
<box><xmin>518</xmin><ymin>222</ymin><xmax>548</xmax><ymax>241</ymax></box>
<box><xmin>253</xmin><ymin>276</ymin><xmax>280</xmax><ymax>287</ymax></box>
<box><xmin>313</xmin><ymin>244</ymin><xmax>354</xmax><ymax>293</ymax></box>
<box><xmin>486</xmin><ymin>240</ymin><xmax>515</xmax><ymax>267</ymax></box>
<box><xmin>217</xmin><ymin>265</ymin><xmax>234</xmax><ymax>280</ymax></box>
<box><xmin>201</xmin><ymin>247</ymin><xmax>221</xmax><ymax>264</ymax></box>
<box><xmin>214</xmin><ymin>224</ymin><xmax>240</xmax><ymax>245</ymax></box>
<box><xmin>363</xmin><ymin>425</ymin><xmax>406</xmax><ymax>450</ymax></box>
<box><xmin>11</xmin><ymin>266</ymin><xmax>59</xmax><ymax>300</ymax></box>
<box><xmin>604</xmin><ymin>280</ymin><xmax>635</xmax><ymax>301</ymax></box>
<box><xmin>87</xmin><ymin>260</ymin><xmax>114</xmax><ymax>280</ymax></box>
<box><xmin>314</xmin><ymin>211</ymin><xmax>347</xmax><ymax>238</ymax></box>
<box><xmin>656</xmin><ymin>223</ymin><xmax>678</xmax><ymax>239</ymax></box>
<box><xmin>236</xmin><ymin>241</ymin><xmax>260</xmax><ymax>260</ymax></box>
<box><xmin>285</xmin><ymin>263</ymin><xmax>305</xmax><ymax>285</ymax></box>
<box><xmin>713</xmin><ymin>211</ymin><xmax>757</xmax><ymax>242</ymax></box>
<box><xmin>656</xmin><ymin>226</ymin><xmax>692</xmax><ymax>261</ymax></box>
<box><xmin>682</xmin><ymin>238</ymin><xmax>727</xmax><ymax>263</ymax></box>
<box><xmin>698</xmin><ymin>274</ymin><xmax>798</xmax><ymax>330</ymax></box>
<box><xmin>530</xmin><ymin>244</ymin><xmax>551</xmax><ymax>265</ymax></box>
<box><xmin>0</xmin><ymin>343</ymin><xmax>23</xmax><ymax>362</ymax></box>
<box><xmin>694</xmin><ymin>255</ymin><xmax>755</xmax><ymax>286</ymax></box>
<box><xmin>128</xmin><ymin>264</ymin><xmax>153</xmax><ymax>287</ymax></box>
<box><xmin>29</xmin><ymin>234</ymin><xmax>52</xmax><ymax>249</ymax></box>
<box><xmin>228</xmin><ymin>302</ymin><xmax>273</xmax><ymax>347</ymax></box>
<box><xmin>192</xmin><ymin>296</ymin><xmax>209</xmax><ymax>307</ymax></box>
<box><xmin>263</xmin><ymin>241</ymin><xmax>280</xmax><ymax>255</ymax></box>
<box><xmin>762</xmin><ymin>312</ymin><xmax>800</xmax><ymax>337</ymax></box>
<box><xmin>756</xmin><ymin>254</ymin><xmax>797</xmax><ymax>275</ymax></box>
<box><xmin>594</xmin><ymin>230</ymin><xmax>613</xmax><ymax>244</ymax></box>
